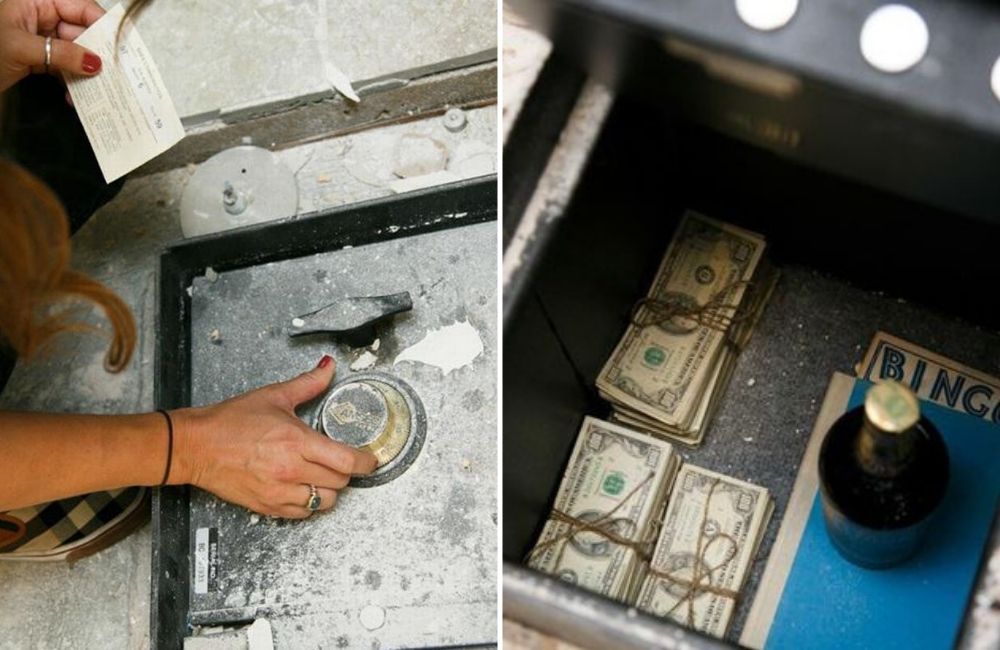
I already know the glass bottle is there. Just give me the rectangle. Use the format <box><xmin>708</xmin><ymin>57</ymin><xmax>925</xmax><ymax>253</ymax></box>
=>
<box><xmin>818</xmin><ymin>381</ymin><xmax>949</xmax><ymax>568</ymax></box>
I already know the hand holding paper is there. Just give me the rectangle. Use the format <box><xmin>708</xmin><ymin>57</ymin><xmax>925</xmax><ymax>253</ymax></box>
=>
<box><xmin>0</xmin><ymin>0</ymin><xmax>105</xmax><ymax>92</ymax></box>
<box><xmin>64</xmin><ymin>3</ymin><xmax>184</xmax><ymax>183</ymax></box>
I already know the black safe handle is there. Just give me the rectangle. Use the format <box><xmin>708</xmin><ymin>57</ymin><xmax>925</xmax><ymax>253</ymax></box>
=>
<box><xmin>288</xmin><ymin>292</ymin><xmax>413</xmax><ymax>348</ymax></box>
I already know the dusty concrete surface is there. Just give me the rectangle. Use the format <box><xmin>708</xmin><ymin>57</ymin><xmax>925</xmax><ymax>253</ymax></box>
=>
<box><xmin>117</xmin><ymin>0</ymin><xmax>497</xmax><ymax>123</ymax></box>
<box><xmin>283</xmin><ymin>105</ymin><xmax>496</xmax><ymax>214</ymax></box>
<box><xmin>0</xmin><ymin>530</ymin><xmax>152</xmax><ymax>650</ymax></box>
<box><xmin>0</xmin><ymin>104</ymin><xmax>495</xmax><ymax>649</ymax></box>
<box><xmin>138</xmin><ymin>63</ymin><xmax>497</xmax><ymax>176</ymax></box>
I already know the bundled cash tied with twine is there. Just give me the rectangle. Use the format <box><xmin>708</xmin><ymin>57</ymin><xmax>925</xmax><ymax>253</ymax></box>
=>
<box><xmin>644</xmin><ymin>478</ymin><xmax>742</xmax><ymax>628</ymax></box>
<box><xmin>598</xmin><ymin>213</ymin><xmax>776</xmax><ymax>447</ymax></box>
<box><xmin>630</xmin><ymin>278</ymin><xmax>761</xmax><ymax>352</ymax></box>
<box><xmin>526</xmin><ymin>472</ymin><xmax>659</xmax><ymax>567</ymax></box>
<box><xmin>527</xmin><ymin>475</ymin><xmax>743</xmax><ymax>623</ymax></box>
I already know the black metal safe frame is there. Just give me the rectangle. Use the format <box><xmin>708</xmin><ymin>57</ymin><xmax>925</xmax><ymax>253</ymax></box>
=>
<box><xmin>151</xmin><ymin>177</ymin><xmax>496</xmax><ymax>649</ymax></box>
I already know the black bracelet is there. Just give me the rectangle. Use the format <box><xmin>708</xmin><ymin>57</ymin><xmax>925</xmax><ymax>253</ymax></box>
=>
<box><xmin>156</xmin><ymin>409</ymin><xmax>174</xmax><ymax>487</ymax></box>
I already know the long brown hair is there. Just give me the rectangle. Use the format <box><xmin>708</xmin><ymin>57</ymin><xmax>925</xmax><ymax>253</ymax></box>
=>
<box><xmin>0</xmin><ymin>160</ymin><xmax>136</xmax><ymax>372</ymax></box>
<box><xmin>118</xmin><ymin>0</ymin><xmax>155</xmax><ymax>45</ymax></box>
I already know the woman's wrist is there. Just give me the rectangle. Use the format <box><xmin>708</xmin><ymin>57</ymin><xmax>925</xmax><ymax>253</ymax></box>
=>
<box><xmin>165</xmin><ymin>406</ymin><xmax>209</xmax><ymax>487</ymax></box>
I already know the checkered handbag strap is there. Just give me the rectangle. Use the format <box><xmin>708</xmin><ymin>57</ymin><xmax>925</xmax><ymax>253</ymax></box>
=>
<box><xmin>0</xmin><ymin>487</ymin><xmax>144</xmax><ymax>554</ymax></box>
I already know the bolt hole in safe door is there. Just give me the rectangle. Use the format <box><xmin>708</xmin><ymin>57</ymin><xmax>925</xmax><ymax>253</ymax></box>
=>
<box><xmin>153</xmin><ymin>180</ymin><xmax>496</xmax><ymax>649</ymax></box>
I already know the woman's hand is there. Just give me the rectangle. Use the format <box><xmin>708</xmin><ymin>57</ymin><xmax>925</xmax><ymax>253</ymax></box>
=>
<box><xmin>0</xmin><ymin>0</ymin><xmax>105</xmax><ymax>93</ymax></box>
<box><xmin>171</xmin><ymin>355</ymin><xmax>378</xmax><ymax>519</ymax></box>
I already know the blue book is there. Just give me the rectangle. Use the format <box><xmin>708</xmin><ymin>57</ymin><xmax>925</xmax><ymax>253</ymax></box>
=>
<box><xmin>741</xmin><ymin>370</ymin><xmax>1000</xmax><ymax>649</ymax></box>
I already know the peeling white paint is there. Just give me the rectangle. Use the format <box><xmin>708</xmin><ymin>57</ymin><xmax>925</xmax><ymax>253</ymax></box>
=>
<box><xmin>349</xmin><ymin>350</ymin><xmax>378</xmax><ymax>371</ymax></box>
<box><xmin>393</xmin><ymin>320</ymin><xmax>483</xmax><ymax>375</ymax></box>
<box><xmin>314</xmin><ymin>0</ymin><xmax>360</xmax><ymax>102</ymax></box>
<box><xmin>246</xmin><ymin>618</ymin><xmax>274</xmax><ymax>650</ymax></box>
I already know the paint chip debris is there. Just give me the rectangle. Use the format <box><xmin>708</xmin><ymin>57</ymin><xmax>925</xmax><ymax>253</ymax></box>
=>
<box><xmin>291</xmin><ymin>317</ymin><xmax>305</xmax><ymax>328</ymax></box>
<box><xmin>350</xmin><ymin>350</ymin><xmax>378</xmax><ymax>371</ymax></box>
<box><xmin>747</xmin><ymin>377</ymin><xmax>756</xmax><ymax>387</ymax></box>
<box><xmin>209</xmin><ymin>328</ymin><xmax>222</xmax><ymax>344</ymax></box>
<box><xmin>246</xmin><ymin>618</ymin><xmax>274</xmax><ymax>650</ymax></box>
<box><xmin>314</xmin><ymin>0</ymin><xmax>359</xmax><ymax>102</ymax></box>
<box><xmin>359</xmin><ymin>605</ymin><xmax>386</xmax><ymax>631</ymax></box>
<box><xmin>205</xmin><ymin>266</ymin><xmax>218</xmax><ymax>282</ymax></box>
<box><xmin>394</xmin><ymin>320</ymin><xmax>484</xmax><ymax>375</ymax></box>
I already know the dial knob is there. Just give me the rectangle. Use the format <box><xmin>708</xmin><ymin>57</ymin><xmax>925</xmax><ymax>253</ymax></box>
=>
<box><xmin>320</xmin><ymin>378</ymin><xmax>411</xmax><ymax>468</ymax></box>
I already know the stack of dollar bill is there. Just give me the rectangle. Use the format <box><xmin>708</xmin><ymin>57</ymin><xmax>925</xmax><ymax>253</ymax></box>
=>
<box><xmin>527</xmin><ymin>417</ymin><xmax>680</xmax><ymax>603</ymax></box>
<box><xmin>596</xmin><ymin>212</ymin><xmax>778</xmax><ymax>446</ymax></box>
<box><xmin>635</xmin><ymin>464</ymin><xmax>773</xmax><ymax>638</ymax></box>
<box><xmin>527</xmin><ymin>417</ymin><xmax>774</xmax><ymax>638</ymax></box>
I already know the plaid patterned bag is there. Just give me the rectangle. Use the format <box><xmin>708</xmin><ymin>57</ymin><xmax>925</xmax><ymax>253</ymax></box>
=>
<box><xmin>0</xmin><ymin>487</ymin><xmax>148</xmax><ymax>562</ymax></box>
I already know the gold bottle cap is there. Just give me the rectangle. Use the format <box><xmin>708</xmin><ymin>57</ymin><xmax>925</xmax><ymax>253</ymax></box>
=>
<box><xmin>320</xmin><ymin>379</ymin><xmax>411</xmax><ymax>468</ymax></box>
<box><xmin>864</xmin><ymin>381</ymin><xmax>920</xmax><ymax>434</ymax></box>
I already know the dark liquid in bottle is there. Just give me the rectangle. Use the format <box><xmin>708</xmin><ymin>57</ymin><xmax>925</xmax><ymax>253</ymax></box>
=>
<box><xmin>819</xmin><ymin>406</ymin><xmax>949</xmax><ymax>568</ymax></box>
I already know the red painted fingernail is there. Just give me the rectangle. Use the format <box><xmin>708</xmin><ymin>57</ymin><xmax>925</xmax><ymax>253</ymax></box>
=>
<box><xmin>317</xmin><ymin>355</ymin><xmax>332</xmax><ymax>369</ymax></box>
<box><xmin>82</xmin><ymin>53</ymin><xmax>102</xmax><ymax>74</ymax></box>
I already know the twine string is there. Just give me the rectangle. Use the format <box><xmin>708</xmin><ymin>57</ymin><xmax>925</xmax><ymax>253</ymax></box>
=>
<box><xmin>647</xmin><ymin>478</ymin><xmax>741</xmax><ymax>629</ymax></box>
<box><xmin>527</xmin><ymin>472</ymin><xmax>658</xmax><ymax>568</ymax></box>
<box><xmin>527</xmin><ymin>475</ymin><xmax>747</xmax><ymax>634</ymax></box>
<box><xmin>630</xmin><ymin>279</ymin><xmax>758</xmax><ymax>338</ymax></box>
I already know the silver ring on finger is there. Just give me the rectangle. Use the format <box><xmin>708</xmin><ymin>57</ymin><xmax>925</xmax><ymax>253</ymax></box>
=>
<box><xmin>44</xmin><ymin>36</ymin><xmax>52</xmax><ymax>74</ymax></box>
<box><xmin>305</xmin><ymin>484</ymin><xmax>322</xmax><ymax>512</ymax></box>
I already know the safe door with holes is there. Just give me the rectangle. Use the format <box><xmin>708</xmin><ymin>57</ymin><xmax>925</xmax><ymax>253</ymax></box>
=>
<box><xmin>152</xmin><ymin>179</ymin><xmax>497</xmax><ymax>649</ymax></box>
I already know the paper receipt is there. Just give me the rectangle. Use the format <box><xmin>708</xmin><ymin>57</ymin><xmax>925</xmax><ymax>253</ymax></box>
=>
<box><xmin>66</xmin><ymin>4</ymin><xmax>184</xmax><ymax>183</ymax></box>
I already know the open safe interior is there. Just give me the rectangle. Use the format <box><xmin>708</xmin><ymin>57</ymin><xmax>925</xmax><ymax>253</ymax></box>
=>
<box><xmin>502</xmin><ymin>1</ymin><xmax>1000</xmax><ymax>647</ymax></box>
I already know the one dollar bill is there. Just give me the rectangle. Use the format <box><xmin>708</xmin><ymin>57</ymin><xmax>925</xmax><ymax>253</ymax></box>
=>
<box><xmin>636</xmin><ymin>464</ymin><xmax>772</xmax><ymax>638</ymax></box>
<box><xmin>527</xmin><ymin>417</ymin><xmax>679</xmax><ymax>602</ymax></box>
<box><xmin>608</xmin><ymin>260</ymin><xmax>779</xmax><ymax>446</ymax></box>
<box><xmin>597</xmin><ymin>213</ymin><xmax>768</xmax><ymax>442</ymax></box>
